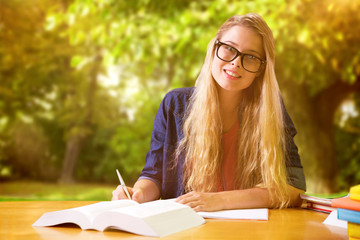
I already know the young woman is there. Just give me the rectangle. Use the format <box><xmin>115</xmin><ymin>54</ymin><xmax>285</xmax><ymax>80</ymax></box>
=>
<box><xmin>112</xmin><ymin>13</ymin><xmax>306</xmax><ymax>211</ymax></box>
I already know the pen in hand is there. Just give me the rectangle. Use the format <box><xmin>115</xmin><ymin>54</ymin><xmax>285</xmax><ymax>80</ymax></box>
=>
<box><xmin>116</xmin><ymin>169</ymin><xmax>131</xmax><ymax>200</ymax></box>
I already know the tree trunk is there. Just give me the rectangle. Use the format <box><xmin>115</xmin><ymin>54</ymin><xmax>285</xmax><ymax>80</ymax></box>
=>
<box><xmin>280</xmin><ymin>77</ymin><xmax>360</xmax><ymax>193</ymax></box>
<box><xmin>59</xmin><ymin>54</ymin><xmax>102</xmax><ymax>184</ymax></box>
<box><xmin>59</xmin><ymin>135</ymin><xmax>84</xmax><ymax>183</ymax></box>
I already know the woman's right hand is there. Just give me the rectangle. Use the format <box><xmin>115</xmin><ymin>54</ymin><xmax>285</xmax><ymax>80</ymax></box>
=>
<box><xmin>112</xmin><ymin>179</ymin><xmax>160</xmax><ymax>203</ymax></box>
<box><xmin>111</xmin><ymin>185</ymin><xmax>145</xmax><ymax>203</ymax></box>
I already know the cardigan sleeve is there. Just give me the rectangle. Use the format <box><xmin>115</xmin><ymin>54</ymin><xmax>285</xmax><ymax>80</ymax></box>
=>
<box><xmin>138</xmin><ymin>88</ymin><xmax>193</xmax><ymax>198</ymax></box>
<box><xmin>138</xmin><ymin>94</ymin><xmax>167</xmax><ymax>192</ymax></box>
<box><xmin>282</xmin><ymin>99</ymin><xmax>307</xmax><ymax>191</ymax></box>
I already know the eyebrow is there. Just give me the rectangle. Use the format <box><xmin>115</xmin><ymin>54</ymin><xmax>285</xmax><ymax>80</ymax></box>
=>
<box><xmin>223</xmin><ymin>40</ymin><xmax>263</xmax><ymax>57</ymax></box>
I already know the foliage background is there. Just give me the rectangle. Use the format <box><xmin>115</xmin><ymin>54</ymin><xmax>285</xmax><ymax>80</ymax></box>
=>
<box><xmin>0</xmin><ymin>0</ymin><xmax>359</xmax><ymax>198</ymax></box>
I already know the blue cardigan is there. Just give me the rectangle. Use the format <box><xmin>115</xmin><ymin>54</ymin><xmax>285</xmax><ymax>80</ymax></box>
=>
<box><xmin>139</xmin><ymin>87</ymin><xmax>306</xmax><ymax>199</ymax></box>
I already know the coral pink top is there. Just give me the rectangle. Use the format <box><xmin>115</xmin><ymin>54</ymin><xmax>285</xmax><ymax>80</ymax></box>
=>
<box><xmin>218</xmin><ymin>121</ymin><xmax>239</xmax><ymax>191</ymax></box>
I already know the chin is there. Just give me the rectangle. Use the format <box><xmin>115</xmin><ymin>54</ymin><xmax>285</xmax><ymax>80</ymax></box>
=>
<box><xmin>216</xmin><ymin>82</ymin><xmax>242</xmax><ymax>92</ymax></box>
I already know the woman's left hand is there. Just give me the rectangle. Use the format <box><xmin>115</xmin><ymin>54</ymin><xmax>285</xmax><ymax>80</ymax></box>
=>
<box><xmin>175</xmin><ymin>191</ymin><xmax>224</xmax><ymax>212</ymax></box>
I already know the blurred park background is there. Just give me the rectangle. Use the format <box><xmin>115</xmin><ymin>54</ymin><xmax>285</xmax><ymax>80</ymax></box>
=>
<box><xmin>0</xmin><ymin>0</ymin><xmax>359</xmax><ymax>200</ymax></box>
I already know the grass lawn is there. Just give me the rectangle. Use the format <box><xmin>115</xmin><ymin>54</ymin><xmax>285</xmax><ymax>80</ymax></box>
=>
<box><xmin>0</xmin><ymin>180</ymin><xmax>116</xmax><ymax>201</ymax></box>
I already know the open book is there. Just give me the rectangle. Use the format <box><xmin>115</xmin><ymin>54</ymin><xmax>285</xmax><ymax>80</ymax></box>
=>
<box><xmin>33</xmin><ymin>199</ymin><xmax>205</xmax><ymax>237</ymax></box>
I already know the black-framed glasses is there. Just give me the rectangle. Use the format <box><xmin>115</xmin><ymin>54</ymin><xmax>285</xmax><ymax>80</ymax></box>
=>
<box><xmin>215</xmin><ymin>40</ymin><xmax>266</xmax><ymax>73</ymax></box>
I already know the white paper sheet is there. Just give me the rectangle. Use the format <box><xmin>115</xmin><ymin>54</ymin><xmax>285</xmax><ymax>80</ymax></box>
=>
<box><xmin>323</xmin><ymin>209</ymin><xmax>347</xmax><ymax>229</ymax></box>
<box><xmin>198</xmin><ymin>208</ymin><xmax>268</xmax><ymax>220</ymax></box>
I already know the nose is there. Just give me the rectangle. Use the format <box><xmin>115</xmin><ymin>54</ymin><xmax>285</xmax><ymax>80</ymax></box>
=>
<box><xmin>231</xmin><ymin>55</ymin><xmax>241</xmax><ymax>68</ymax></box>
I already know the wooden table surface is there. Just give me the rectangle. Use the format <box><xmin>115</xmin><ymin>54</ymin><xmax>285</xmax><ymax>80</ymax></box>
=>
<box><xmin>0</xmin><ymin>201</ymin><xmax>348</xmax><ymax>240</ymax></box>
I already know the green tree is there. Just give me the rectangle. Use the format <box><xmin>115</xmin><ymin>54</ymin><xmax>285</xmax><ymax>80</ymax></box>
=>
<box><xmin>0</xmin><ymin>0</ymin><xmax>122</xmax><ymax>182</ymax></box>
<box><xmin>0</xmin><ymin>0</ymin><xmax>70</xmax><ymax>179</ymax></box>
<box><xmin>1</xmin><ymin>0</ymin><xmax>359</xmax><ymax>192</ymax></box>
<box><xmin>274</xmin><ymin>0</ymin><xmax>360</xmax><ymax>192</ymax></box>
<box><xmin>335</xmin><ymin>93</ymin><xmax>360</xmax><ymax>190</ymax></box>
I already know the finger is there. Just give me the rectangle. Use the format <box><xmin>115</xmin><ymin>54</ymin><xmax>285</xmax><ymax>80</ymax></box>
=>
<box><xmin>177</xmin><ymin>198</ymin><xmax>203</xmax><ymax>209</ymax></box>
<box><xmin>111</xmin><ymin>185</ymin><xmax>129</xmax><ymax>200</ymax></box>
<box><xmin>192</xmin><ymin>204</ymin><xmax>205</xmax><ymax>212</ymax></box>
<box><xmin>131</xmin><ymin>191</ymin><xmax>140</xmax><ymax>203</ymax></box>
<box><xmin>127</xmin><ymin>187</ymin><xmax>134</xmax><ymax>197</ymax></box>
<box><xmin>132</xmin><ymin>188</ymin><xmax>145</xmax><ymax>203</ymax></box>
<box><xmin>176</xmin><ymin>192</ymin><xmax>199</xmax><ymax>205</ymax></box>
<box><xmin>122</xmin><ymin>186</ymin><xmax>134</xmax><ymax>200</ymax></box>
<box><xmin>111</xmin><ymin>185</ymin><xmax>122</xmax><ymax>200</ymax></box>
<box><xmin>184</xmin><ymin>198</ymin><xmax>203</xmax><ymax>208</ymax></box>
<box><xmin>176</xmin><ymin>191</ymin><xmax>194</xmax><ymax>202</ymax></box>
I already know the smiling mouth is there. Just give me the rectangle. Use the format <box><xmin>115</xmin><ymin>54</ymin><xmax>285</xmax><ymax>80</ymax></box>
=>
<box><xmin>224</xmin><ymin>70</ymin><xmax>241</xmax><ymax>78</ymax></box>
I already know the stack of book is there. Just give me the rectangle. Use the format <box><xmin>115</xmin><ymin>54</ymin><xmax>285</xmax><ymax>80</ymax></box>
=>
<box><xmin>300</xmin><ymin>193</ymin><xmax>347</xmax><ymax>214</ymax></box>
<box><xmin>333</xmin><ymin>185</ymin><xmax>360</xmax><ymax>240</ymax></box>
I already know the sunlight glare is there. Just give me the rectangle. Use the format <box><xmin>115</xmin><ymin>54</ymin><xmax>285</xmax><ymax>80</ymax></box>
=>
<box><xmin>98</xmin><ymin>65</ymin><xmax>142</xmax><ymax>121</ymax></box>
<box><xmin>339</xmin><ymin>100</ymin><xmax>359</xmax><ymax>127</ymax></box>
<box><xmin>98</xmin><ymin>65</ymin><xmax>121</xmax><ymax>88</ymax></box>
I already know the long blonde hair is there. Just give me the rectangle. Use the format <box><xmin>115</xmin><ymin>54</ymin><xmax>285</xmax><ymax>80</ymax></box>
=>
<box><xmin>177</xmin><ymin>13</ymin><xmax>290</xmax><ymax>208</ymax></box>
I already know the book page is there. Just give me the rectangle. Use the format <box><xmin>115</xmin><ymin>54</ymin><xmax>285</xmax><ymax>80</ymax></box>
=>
<box><xmin>110</xmin><ymin>199</ymin><xmax>188</xmax><ymax>219</ymax></box>
<box><xmin>33</xmin><ymin>200</ymin><xmax>139</xmax><ymax>229</ymax></box>
<box><xmin>94</xmin><ymin>199</ymin><xmax>205</xmax><ymax>237</ymax></box>
<box><xmin>75</xmin><ymin>200</ymin><xmax>138</xmax><ymax>221</ymax></box>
